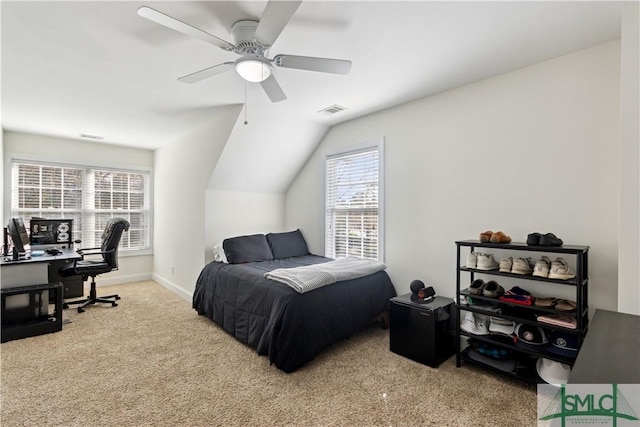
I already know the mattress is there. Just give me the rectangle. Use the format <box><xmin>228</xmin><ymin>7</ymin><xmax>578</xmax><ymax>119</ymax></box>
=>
<box><xmin>192</xmin><ymin>255</ymin><xmax>396</xmax><ymax>372</ymax></box>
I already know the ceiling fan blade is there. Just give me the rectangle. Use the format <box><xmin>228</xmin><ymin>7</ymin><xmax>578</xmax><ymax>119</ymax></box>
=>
<box><xmin>178</xmin><ymin>62</ymin><xmax>235</xmax><ymax>84</ymax></box>
<box><xmin>274</xmin><ymin>54</ymin><xmax>351</xmax><ymax>75</ymax></box>
<box><xmin>260</xmin><ymin>75</ymin><xmax>287</xmax><ymax>103</ymax></box>
<box><xmin>137</xmin><ymin>6</ymin><xmax>235</xmax><ymax>51</ymax></box>
<box><xmin>254</xmin><ymin>0</ymin><xmax>302</xmax><ymax>47</ymax></box>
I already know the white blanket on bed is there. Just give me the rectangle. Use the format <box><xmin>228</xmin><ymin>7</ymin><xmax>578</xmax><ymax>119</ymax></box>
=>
<box><xmin>264</xmin><ymin>257</ymin><xmax>387</xmax><ymax>294</ymax></box>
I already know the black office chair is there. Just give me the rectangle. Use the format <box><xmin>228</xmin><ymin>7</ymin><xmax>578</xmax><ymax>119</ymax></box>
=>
<box><xmin>60</xmin><ymin>217</ymin><xmax>130</xmax><ymax>313</ymax></box>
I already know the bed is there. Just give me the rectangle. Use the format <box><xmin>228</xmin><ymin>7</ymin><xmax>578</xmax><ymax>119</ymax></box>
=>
<box><xmin>192</xmin><ymin>230</ymin><xmax>396</xmax><ymax>373</ymax></box>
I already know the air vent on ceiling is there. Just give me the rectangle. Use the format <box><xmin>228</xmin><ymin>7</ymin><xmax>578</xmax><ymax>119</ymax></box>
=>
<box><xmin>318</xmin><ymin>104</ymin><xmax>348</xmax><ymax>115</ymax></box>
<box><xmin>79</xmin><ymin>133</ymin><xmax>104</xmax><ymax>140</ymax></box>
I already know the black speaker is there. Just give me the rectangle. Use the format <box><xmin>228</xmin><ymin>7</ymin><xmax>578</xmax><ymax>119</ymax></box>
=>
<box><xmin>410</xmin><ymin>279</ymin><xmax>425</xmax><ymax>295</ymax></box>
<box><xmin>418</xmin><ymin>286</ymin><xmax>436</xmax><ymax>300</ymax></box>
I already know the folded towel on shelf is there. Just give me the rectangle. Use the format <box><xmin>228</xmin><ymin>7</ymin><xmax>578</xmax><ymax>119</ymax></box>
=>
<box><xmin>499</xmin><ymin>286</ymin><xmax>534</xmax><ymax>306</ymax></box>
<box><xmin>537</xmin><ymin>314</ymin><xmax>577</xmax><ymax>329</ymax></box>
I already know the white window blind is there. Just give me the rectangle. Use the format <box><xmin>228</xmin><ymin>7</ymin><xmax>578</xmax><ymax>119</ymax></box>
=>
<box><xmin>11</xmin><ymin>161</ymin><xmax>151</xmax><ymax>252</ymax></box>
<box><xmin>325</xmin><ymin>144</ymin><xmax>382</xmax><ymax>260</ymax></box>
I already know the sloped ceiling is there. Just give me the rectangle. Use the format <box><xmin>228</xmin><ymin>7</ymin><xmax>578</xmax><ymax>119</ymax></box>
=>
<box><xmin>1</xmin><ymin>1</ymin><xmax>622</xmax><ymax>193</ymax></box>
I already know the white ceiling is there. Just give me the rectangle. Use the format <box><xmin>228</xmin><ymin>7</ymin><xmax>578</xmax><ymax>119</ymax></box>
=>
<box><xmin>1</xmin><ymin>1</ymin><xmax>622</xmax><ymax>191</ymax></box>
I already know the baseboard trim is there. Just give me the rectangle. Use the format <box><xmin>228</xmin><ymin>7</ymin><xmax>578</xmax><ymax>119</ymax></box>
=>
<box><xmin>151</xmin><ymin>273</ymin><xmax>193</xmax><ymax>302</ymax></box>
<box><xmin>95</xmin><ymin>273</ymin><xmax>152</xmax><ymax>287</ymax></box>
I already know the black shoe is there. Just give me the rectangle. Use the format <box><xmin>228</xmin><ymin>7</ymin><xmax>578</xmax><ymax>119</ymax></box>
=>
<box><xmin>468</xmin><ymin>279</ymin><xmax>486</xmax><ymax>295</ymax></box>
<box><xmin>526</xmin><ymin>232</ymin><xmax>541</xmax><ymax>245</ymax></box>
<box><xmin>539</xmin><ymin>233</ymin><xmax>563</xmax><ymax>246</ymax></box>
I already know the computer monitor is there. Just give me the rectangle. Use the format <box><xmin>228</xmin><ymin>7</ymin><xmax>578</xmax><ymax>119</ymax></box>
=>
<box><xmin>7</xmin><ymin>217</ymin><xmax>30</xmax><ymax>254</ymax></box>
<box><xmin>29</xmin><ymin>218</ymin><xmax>73</xmax><ymax>247</ymax></box>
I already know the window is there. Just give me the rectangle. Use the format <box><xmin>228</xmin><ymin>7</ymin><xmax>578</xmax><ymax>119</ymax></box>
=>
<box><xmin>11</xmin><ymin>160</ymin><xmax>151</xmax><ymax>253</ymax></box>
<box><xmin>325</xmin><ymin>141</ymin><xmax>383</xmax><ymax>261</ymax></box>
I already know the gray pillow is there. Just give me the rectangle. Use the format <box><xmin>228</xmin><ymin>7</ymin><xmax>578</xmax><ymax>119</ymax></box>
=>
<box><xmin>223</xmin><ymin>234</ymin><xmax>274</xmax><ymax>264</ymax></box>
<box><xmin>266</xmin><ymin>229</ymin><xmax>310</xmax><ymax>259</ymax></box>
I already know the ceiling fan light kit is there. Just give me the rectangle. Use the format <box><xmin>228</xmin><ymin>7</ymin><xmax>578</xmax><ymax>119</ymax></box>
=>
<box><xmin>137</xmin><ymin>1</ymin><xmax>352</xmax><ymax>102</ymax></box>
<box><xmin>235</xmin><ymin>56</ymin><xmax>272</xmax><ymax>83</ymax></box>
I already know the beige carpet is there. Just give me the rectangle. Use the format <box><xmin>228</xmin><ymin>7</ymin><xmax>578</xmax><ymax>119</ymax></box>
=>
<box><xmin>1</xmin><ymin>281</ymin><xmax>536</xmax><ymax>426</ymax></box>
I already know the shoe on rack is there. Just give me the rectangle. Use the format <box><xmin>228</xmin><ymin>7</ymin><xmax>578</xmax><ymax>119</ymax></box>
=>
<box><xmin>527</xmin><ymin>232</ymin><xmax>564</xmax><ymax>246</ymax></box>
<box><xmin>539</xmin><ymin>233</ymin><xmax>564</xmax><ymax>247</ymax></box>
<box><xmin>548</xmin><ymin>258</ymin><xmax>576</xmax><ymax>280</ymax></box>
<box><xmin>511</xmin><ymin>257</ymin><xmax>534</xmax><ymax>275</ymax></box>
<box><xmin>483</xmin><ymin>281</ymin><xmax>505</xmax><ymax>298</ymax></box>
<box><xmin>555</xmin><ymin>299</ymin><xmax>577</xmax><ymax>311</ymax></box>
<box><xmin>468</xmin><ymin>279</ymin><xmax>486</xmax><ymax>295</ymax></box>
<box><xmin>466</xmin><ymin>252</ymin><xmax>477</xmax><ymax>269</ymax></box>
<box><xmin>476</xmin><ymin>253</ymin><xmax>499</xmax><ymax>270</ymax></box>
<box><xmin>490</xmin><ymin>231</ymin><xmax>512</xmax><ymax>244</ymax></box>
<box><xmin>534</xmin><ymin>297</ymin><xmax>557</xmax><ymax>308</ymax></box>
<box><xmin>479</xmin><ymin>231</ymin><xmax>493</xmax><ymax>243</ymax></box>
<box><xmin>499</xmin><ymin>257</ymin><xmax>513</xmax><ymax>273</ymax></box>
<box><xmin>526</xmin><ymin>232</ymin><xmax>541</xmax><ymax>245</ymax></box>
<box><xmin>533</xmin><ymin>256</ymin><xmax>552</xmax><ymax>278</ymax></box>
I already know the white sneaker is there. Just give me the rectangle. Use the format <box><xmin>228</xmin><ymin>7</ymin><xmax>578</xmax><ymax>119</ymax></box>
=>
<box><xmin>466</xmin><ymin>252</ymin><xmax>477</xmax><ymax>268</ymax></box>
<box><xmin>476</xmin><ymin>253</ymin><xmax>499</xmax><ymax>270</ymax></box>
<box><xmin>499</xmin><ymin>257</ymin><xmax>513</xmax><ymax>273</ymax></box>
<box><xmin>548</xmin><ymin>258</ymin><xmax>576</xmax><ymax>280</ymax></box>
<box><xmin>511</xmin><ymin>257</ymin><xmax>534</xmax><ymax>275</ymax></box>
<box><xmin>533</xmin><ymin>256</ymin><xmax>551</xmax><ymax>278</ymax></box>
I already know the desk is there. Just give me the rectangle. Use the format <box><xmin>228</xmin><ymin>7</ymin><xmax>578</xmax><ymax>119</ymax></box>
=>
<box><xmin>1</xmin><ymin>249</ymin><xmax>83</xmax><ymax>298</ymax></box>
<box><xmin>569</xmin><ymin>309</ymin><xmax>640</xmax><ymax>384</ymax></box>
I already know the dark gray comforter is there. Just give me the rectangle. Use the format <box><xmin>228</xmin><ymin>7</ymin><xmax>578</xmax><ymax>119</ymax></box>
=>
<box><xmin>192</xmin><ymin>255</ymin><xmax>396</xmax><ymax>372</ymax></box>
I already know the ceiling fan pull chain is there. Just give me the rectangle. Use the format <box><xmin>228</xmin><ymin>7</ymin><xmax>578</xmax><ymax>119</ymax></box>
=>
<box><xmin>244</xmin><ymin>82</ymin><xmax>249</xmax><ymax>125</ymax></box>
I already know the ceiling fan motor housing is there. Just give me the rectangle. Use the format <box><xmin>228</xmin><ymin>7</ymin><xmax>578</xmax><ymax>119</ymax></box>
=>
<box><xmin>231</xmin><ymin>20</ymin><xmax>267</xmax><ymax>56</ymax></box>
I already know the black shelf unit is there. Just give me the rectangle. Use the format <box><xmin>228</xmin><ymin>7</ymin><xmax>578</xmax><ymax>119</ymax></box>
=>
<box><xmin>1</xmin><ymin>282</ymin><xmax>63</xmax><ymax>343</ymax></box>
<box><xmin>455</xmin><ymin>240</ymin><xmax>589</xmax><ymax>384</ymax></box>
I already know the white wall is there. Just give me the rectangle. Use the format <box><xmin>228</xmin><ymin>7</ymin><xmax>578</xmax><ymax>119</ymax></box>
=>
<box><xmin>204</xmin><ymin>189</ymin><xmax>284</xmax><ymax>264</ymax></box>
<box><xmin>617</xmin><ymin>1</ymin><xmax>640</xmax><ymax>315</ymax></box>
<box><xmin>286</xmin><ymin>41</ymin><xmax>621</xmax><ymax>311</ymax></box>
<box><xmin>2</xmin><ymin>131</ymin><xmax>153</xmax><ymax>284</ymax></box>
<box><xmin>152</xmin><ymin>105</ymin><xmax>242</xmax><ymax>299</ymax></box>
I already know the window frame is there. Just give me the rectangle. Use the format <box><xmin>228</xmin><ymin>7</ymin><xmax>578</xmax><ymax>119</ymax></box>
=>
<box><xmin>7</xmin><ymin>156</ymin><xmax>153</xmax><ymax>257</ymax></box>
<box><xmin>324</xmin><ymin>137</ymin><xmax>385</xmax><ymax>262</ymax></box>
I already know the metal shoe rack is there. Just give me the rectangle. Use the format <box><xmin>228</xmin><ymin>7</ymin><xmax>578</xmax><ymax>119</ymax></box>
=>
<box><xmin>455</xmin><ymin>240</ymin><xmax>589</xmax><ymax>384</ymax></box>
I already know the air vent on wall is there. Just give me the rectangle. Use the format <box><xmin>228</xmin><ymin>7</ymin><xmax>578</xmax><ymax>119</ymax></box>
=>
<box><xmin>318</xmin><ymin>104</ymin><xmax>348</xmax><ymax>115</ymax></box>
<box><xmin>79</xmin><ymin>133</ymin><xmax>104</xmax><ymax>140</ymax></box>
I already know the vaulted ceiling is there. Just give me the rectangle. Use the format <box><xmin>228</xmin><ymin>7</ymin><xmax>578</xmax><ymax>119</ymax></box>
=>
<box><xmin>2</xmin><ymin>1</ymin><xmax>622</xmax><ymax>192</ymax></box>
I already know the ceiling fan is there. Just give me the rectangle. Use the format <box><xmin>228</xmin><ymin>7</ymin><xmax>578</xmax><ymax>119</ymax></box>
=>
<box><xmin>137</xmin><ymin>1</ymin><xmax>352</xmax><ymax>103</ymax></box>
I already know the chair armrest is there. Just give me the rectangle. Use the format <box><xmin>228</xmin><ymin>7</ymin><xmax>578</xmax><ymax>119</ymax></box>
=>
<box><xmin>77</xmin><ymin>247</ymin><xmax>100</xmax><ymax>253</ymax></box>
<box><xmin>77</xmin><ymin>247</ymin><xmax>116</xmax><ymax>257</ymax></box>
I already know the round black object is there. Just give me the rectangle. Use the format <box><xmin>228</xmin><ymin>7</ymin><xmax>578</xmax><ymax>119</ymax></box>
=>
<box><xmin>410</xmin><ymin>279</ymin><xmax>425</xmax><ymax>295</ymax></box>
